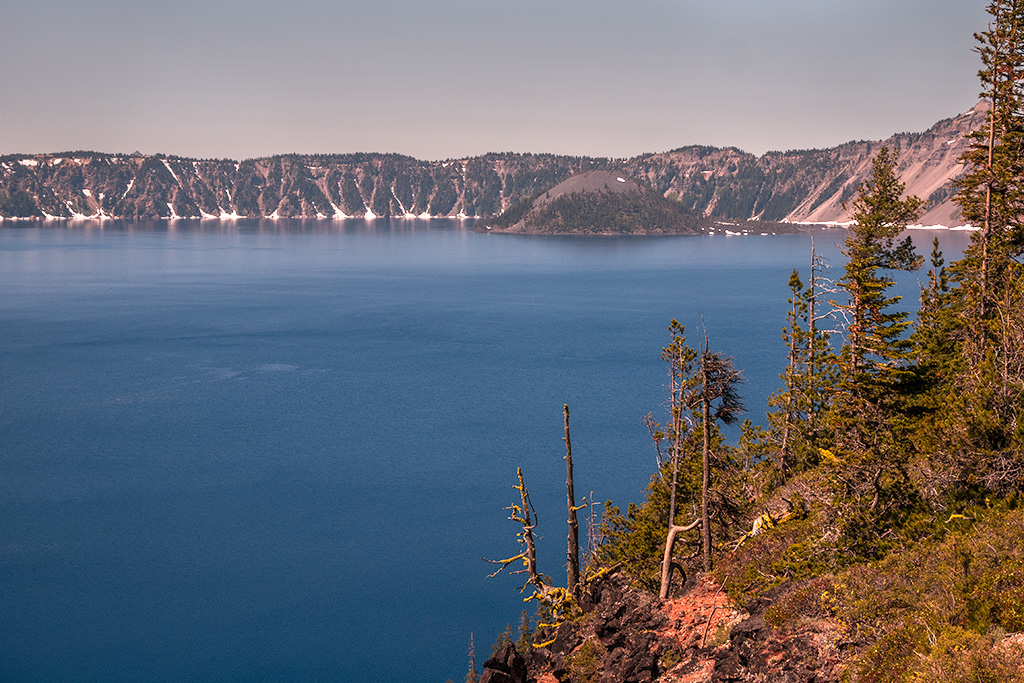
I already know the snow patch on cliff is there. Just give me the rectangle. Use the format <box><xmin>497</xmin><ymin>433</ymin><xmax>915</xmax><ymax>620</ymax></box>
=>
<box><xmin>161</xmin><ymin>159</ymin><xmax>181</xmax><ymax>185</ymax></box>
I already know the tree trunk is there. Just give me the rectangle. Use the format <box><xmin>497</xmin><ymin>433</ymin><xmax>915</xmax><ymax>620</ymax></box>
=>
<box><xmin>515</xmin><ymin>468</ymin><xmax>542</xmax><ymax>589</ymax></box>
<box><xmin>981</xmin><ymin>11</ymin><xmax>999</xmax><ymax>328</ymax></box>
<box><xmin>659</xmin><ymin>518</ymin><xmax>701</xmax><ymax>599</ymax></box>
<box><xmin>781</xmin><ymin>290</ymin><xmax>799</xmax><ymax>468</ymax></box>
<box><xmin>701</xmin><ymin>350</ymin><xmax>712</xmax><ymax>572</ymax></box>
<box><xmin>563</xmin><ymin>404</ymin><xmax>580</xmax><ymax>599</ymax></box>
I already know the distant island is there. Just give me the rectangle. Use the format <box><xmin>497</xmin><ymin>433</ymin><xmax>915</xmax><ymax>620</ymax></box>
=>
<box><xmin>0</xmin><ymin>105</ymin><xmax>984</xmax><ymax>228</ymax></box>
<box><xmin>480</xmin><ymin>170</ymin><xmax>709</xmax><ymax>235</ymax></box>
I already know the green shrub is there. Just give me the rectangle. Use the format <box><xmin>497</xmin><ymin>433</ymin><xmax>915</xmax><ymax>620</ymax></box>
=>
<box><xmin>564</xmin><ymin>637</ymin><xmax>606</xmax><ymax>683</ymax></box>
<box><xmin>832</xmin><ymin>506</ymin><xmax>1024</xmax><ymax>641</ymax></box>
<box><xmin>763</xmin><ymin>576</ymin><xmax>831</xmax><ymax>630</ymax></box>
<box><xmin>909</xmin><ymin>627</ymin><xmax>1024</xmax><ymax>683</ymax></box>
<box><xmin>714</xmin><ymin>515</ymin><xmax>825</xmax><ymax>607</ymax></box>
<box><xmin>853</xmin><ymin>623</ymin><xmax>928</xmax><ymax>683</ymax></box>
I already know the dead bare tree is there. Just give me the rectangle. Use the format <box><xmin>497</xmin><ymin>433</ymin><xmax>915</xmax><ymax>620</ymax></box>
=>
<box><xmin>564</xmin><ymin>404</ymin><xmax>581</xmax><ymax>599</ymax></box>
<box><xmin>484</xmin><ymin>467</ymin><xmax>580</xmax><ymax>646</ymax></box>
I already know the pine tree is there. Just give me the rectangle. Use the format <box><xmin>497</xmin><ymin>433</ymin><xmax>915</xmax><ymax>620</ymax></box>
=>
<box><xmin>915</xmin><ymin>0</ymin><xmax>1024</xmax><ymax>497</ymax></box>
<box><xmin>953</xmin><ymin>0</ymin><xmax>1024</xmax><ymax>330</ymax></box>
<box><xmin>771</xmin><ymin>269</ymin><xmax>808</xmax><ymax>470</ymax></box>
<box><xmin>912</xmin><ymin>239</ymin><xmax>958</xmax><ymax>394</ymax></box>
<box><xmin>695</xmin><ymin>329</ymin><xmax>744</xmax><ymax>571</ymax></box>
<box><xmin>767</xmin><ymin>255</ymin><xmax>837</xmax><ymax>473</ymax></box>
<box><xmin>837</xmin><ymin>146</ymin><xmax>924</xmax><ymax>395</ymax></box>
<box><xmin>655</xmin><ymin>320</ymin><xmax>701</xmax><ymax>598</ymax></box>
<box><xmin>515</xmin><ymin>610</ymin><xmax>533</xmax><ymax>652</ymax></box>
<box><xmin>824</xmin><ymin>147</ymin><xmax>925</xmax><ymax>557</ymax></box>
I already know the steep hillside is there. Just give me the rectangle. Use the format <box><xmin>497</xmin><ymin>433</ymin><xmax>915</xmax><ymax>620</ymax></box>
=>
<box><xmin>622</xmin><ymin>104</ymin><xmax>986</xmax><ymax>226</ymax></box>
<box><xmin>0</xmin><ymin>106</ymin><xmax>984</xmax><ymax>225</ymax></box>
<box><xmin>0</xmin><ymin>152</ymin><xmax>603</xmax><ymax>221</ymax></box>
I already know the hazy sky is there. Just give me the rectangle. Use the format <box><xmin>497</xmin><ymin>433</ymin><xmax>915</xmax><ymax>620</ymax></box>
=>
<box><xmin>0</xmin><ymin>0</ymin><xmax>988</xmax><ymax>161</ymax></box>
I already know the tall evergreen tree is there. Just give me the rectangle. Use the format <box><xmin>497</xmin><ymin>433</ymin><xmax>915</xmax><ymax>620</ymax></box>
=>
<box><xmin>767</xmin><ymin>249</ymin><xmax>837</xmax><ymax>472</ymax></box>
<box><xmin>913</xmin><ymin>238</ymin><xmax>957</xmax><ymax>386</ymax></box>
<box><xmin>953</xmin><ymin>0</ymin><xmax>1024</xmax><ymax>324</ymax></box>
<box><xmin>696</xmin><ymin>331</ymin><xmax>744</xmax><ymax>571</ymax></box>
<box><xmin>772</xmin><ymin>269</ymin><xmax>808</xmax><ymax>470</ymax></box>
<box><xmin>825</xmin><ymin>147</ymin><xmax>924</xmax><ymax>557</ymax></box>
<box><xmin>917</xmin><ymin>0</ymin><xmax>1024</xmax><ymax>496</ymax></box>
<box><xmin>837</xmin><ymin>146</ymin><xmax>924</xmax><ymax>395</ymax></box>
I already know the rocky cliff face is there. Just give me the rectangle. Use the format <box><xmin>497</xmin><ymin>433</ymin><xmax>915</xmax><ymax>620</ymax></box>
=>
<box><xmin>0</xmin><ymin>105</ymin><xmax>984</xmax><ymax>224</ymax></box>
<box><xmin>0</xmin><ymin>153</ymin><xmax>603</xmax><ymax>221</ymax></box>
<box><xmin>623</xmin><ymin>104</ymin><xmax>985</xmax><ymax>226</ymax></box>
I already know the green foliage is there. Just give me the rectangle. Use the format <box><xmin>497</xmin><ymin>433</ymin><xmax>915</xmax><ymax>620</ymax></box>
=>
<box><xmin>852</xmin><ymin>624</ymin><xmax>930</xmax><ymax>683</ymax></box>
<box><xmin>783</xmin><ymin>147</ymin><xmax>930</xmax><ymax>560</ymax></box>
<box><xmin>838</xmin><ymin>146</ymin><xmax>924</xmax><ymax>393</ymax></box>
<box><xmin>490</xmin><ymin>187</ymin><xmax>707</xmax><ymax>234</ymax></box>
<box><xmin>852</xmin><ymin>625</ymin><xmax>1024</xmax><ymax>683</ymax></box>
<box><xmin>714</xmin><ymin>512</ymin><xmax>830</xmax><ymax>607</ymax></box>
<box><xmin>596</xmin><ymin>480</ymin><xmax>676</xmax><ymax>593</ymax></box>
<box><xmin>909</xmin><ymin>0</ymin><xmax>1024</xmax><ymax>502</ymax></box>
<box><xmin>564</xmin><ymin>637</ymin><xmax>606</xmax><ymax>683</ymax></box>
<box><xmin>487</xmin><ymin>194</ymin><xmax>534</xmax><ymax>228</ymax></box>
<box><xmin>735</xmin><ymin>419</ymin><xmax>773</xmax><ymax>474</ymax></box>
<box><xmin>0</xmin><ymin>188</ymin><xmax>41</xmax><ymax>217</ymax></box>
<box><xmin>766</xmin><ymin>250</ymin><xmax>838</xmax><ymax>473</ymax></box>
<box><xmin>484</xmin><ymin>15</ymin><xmax>1023</xmax><ymax>680</ymax></box>
<box><xmin>763</xmin><ymin>576</ymin><xmax>831</xmax><ymax>630</ymax></box>
<box><xmin>515</xmin><ymin>610</ymin><xmax>533</xmax><ymax>653</ymax></box>
<box><xmin>596</xmin><ymin>447</ymin><xmax>747</xmax><ymax>591</ymax></box>
<box><xmin>658</xmin><ymin>645</ymin><xmax>684</xmax><ymax>671</ymax></box>
<box><xmin>830</xmin><ymin>505</ymin><xmax>1024</xmax><ymax>640</ymax></box>
<box><xmin>909</xmin><ymin>627</ymin><xmax>1024</xmax><ymax>683</ymax></box>
<box><xmin>953</xmin><ymin>0</ymin><xmax>1024</xmax><ymax>255</ymax></box>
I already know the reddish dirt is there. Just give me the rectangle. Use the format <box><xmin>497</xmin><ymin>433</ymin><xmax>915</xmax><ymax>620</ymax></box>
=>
<box><xmin>655</xmin><ymin>577</ymin><xmax>747</xmax><ymax>683</ymax></box>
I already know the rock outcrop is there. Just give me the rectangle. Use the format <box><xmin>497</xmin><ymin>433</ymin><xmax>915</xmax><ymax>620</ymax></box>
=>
<box><xmin>480</xmin><ymin>642</ymin><xmax>530</xmax><ymax>683</ymax></box>
<box><xmin>505</xmin><ymin>573</ymin><xmax>849</xmax><ymax>683</ymax></box>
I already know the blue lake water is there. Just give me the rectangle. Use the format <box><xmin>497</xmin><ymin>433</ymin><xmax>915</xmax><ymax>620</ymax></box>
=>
<box><xmin>0</xmin><ymin>219</ymin><xmax>971</xmax><ymax>682</ymax></box>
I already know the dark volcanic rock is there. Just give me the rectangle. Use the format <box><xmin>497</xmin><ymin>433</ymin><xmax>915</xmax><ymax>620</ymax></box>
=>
<box><xmin>508</xmin><ymin>571</ymin><xmax>850</xmax><ymax>683</ymax></box>
<box><xmin>583</xmin><ymin>574</ymin><xmax>670</xmax><ymax>682</ymax></box>
<box><xmin>480</xmin><ymin>642</ymin><xmax>527</xmax><ymax>683</ymax></box>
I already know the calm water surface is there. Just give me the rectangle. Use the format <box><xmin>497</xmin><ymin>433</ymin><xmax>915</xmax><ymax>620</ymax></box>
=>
<box><xmin>0</xmin><ymin>219</ymin><xmax>971</xmax><ymax>682</ymax></box>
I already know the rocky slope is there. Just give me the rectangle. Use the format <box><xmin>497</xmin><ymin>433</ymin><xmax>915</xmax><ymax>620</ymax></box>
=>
<box><xmin>479</xmin><ymin>568</ymin><xmax>1024</xmax><ymax>683</ymax></box>
<box><xmin>0</xmin><ymin>105</ymin><xmax>985</xmax><ymax>224</ymax></box>
<box><xmin>478</xmin><ymin>573</ymin><xmax>849</xmax><ymax>683</ymax></box>
<box><xmin>625</xmin><ymin>104</ymin><xmax>986</xmax><ymax>226</ymax></box>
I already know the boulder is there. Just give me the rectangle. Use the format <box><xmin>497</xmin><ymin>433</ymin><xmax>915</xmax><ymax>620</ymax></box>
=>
<box><xmin>479</xmin><ymin>642</ymin><xmax>527</xmax><ymax>683</ymax></box>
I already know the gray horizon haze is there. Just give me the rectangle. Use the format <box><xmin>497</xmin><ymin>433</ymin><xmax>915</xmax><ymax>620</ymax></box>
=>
<box><xmin>0</xmin><ymin>0</ymin><xmax>988</xmax><ymax>161</ymax></box>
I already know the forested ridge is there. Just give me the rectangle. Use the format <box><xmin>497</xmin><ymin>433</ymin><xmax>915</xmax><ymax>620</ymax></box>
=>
<box><xmin>468</xmin><ymin>3</ymin><xmax>1024</xmax><ymax>682</ymax></box>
